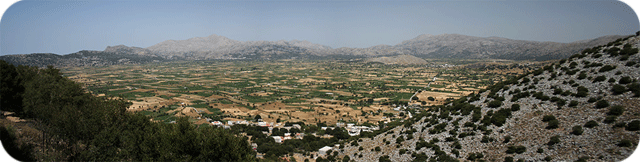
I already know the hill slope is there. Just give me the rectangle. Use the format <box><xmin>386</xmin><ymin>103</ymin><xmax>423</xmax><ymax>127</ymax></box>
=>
<box><xmin>335</xmin><ymin>35</ymin><xmax>640</xmax><ymax>161</ymax></box>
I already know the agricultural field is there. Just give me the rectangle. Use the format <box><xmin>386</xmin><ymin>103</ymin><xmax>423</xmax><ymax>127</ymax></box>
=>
<box><xmin>61</xmin><ymin>59</ymin><xmax>545</xmax><ymax>126</ymax></box>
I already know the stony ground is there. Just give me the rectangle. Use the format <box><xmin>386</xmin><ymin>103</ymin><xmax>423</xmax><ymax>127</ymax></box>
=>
<box><xmin>334</xmin><ymin>35</ymin><xmax>640</xmax><ymax>161</ymax></box>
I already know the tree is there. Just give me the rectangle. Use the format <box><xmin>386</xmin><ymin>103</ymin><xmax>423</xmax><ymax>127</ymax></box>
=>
<box><xmin>571</xmin><ymin>126</ymin><xmax>583</xmax><ymax>135</ymax></box>
<box><xmin>547</xmin><ymin>135</ymin><xmax>561</xmax><ymax>146</ymax></box>
<box><xmin>595</xmin><ymin>100</ymin><xmax>609</xmax><ymax>109</ymax></box>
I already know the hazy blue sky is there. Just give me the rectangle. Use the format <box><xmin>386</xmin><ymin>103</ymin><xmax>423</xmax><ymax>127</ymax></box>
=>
<box><xmin>0</xmin><ymin>0</ymin><xmax>639</xmax><ymax>55</ymax></box>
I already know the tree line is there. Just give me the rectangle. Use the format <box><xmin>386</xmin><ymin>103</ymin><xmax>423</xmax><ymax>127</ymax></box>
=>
<box><xmin>0</xmin><ymin>60</ymin><xmax>254</xmax><ymax>161</ymax></box>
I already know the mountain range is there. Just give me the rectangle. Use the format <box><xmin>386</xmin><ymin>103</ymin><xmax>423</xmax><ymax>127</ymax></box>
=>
<box><xmin>0</xmin><ymin>33</ymin><xmax>629</xmax><ymax>67</ymax></box>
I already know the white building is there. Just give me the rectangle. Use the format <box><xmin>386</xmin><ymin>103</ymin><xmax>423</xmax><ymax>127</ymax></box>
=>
<box><xmin>318</xmin><ymin>146</ymin><xmax>333</xmax><ymax>156</ymax></box>
<box><xmin>272</xmin><ymin>136</ymin><xmax>283</xmax><ymax>143</ymax></box>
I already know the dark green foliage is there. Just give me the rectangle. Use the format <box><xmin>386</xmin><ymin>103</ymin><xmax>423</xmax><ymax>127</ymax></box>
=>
<box><xmin>537</xmin><ymin>148</ymin><xmax>544</xmax><ymax>153</ymax></box>
<box><xmin>608</xmin><ymin>78</ymin><xmax>617</xmax><ymax>83</ymax></box>
<box><xmin>544</xmin><ymin>156</ymin><xmax>553</xmax><ymax>161</ymax></box>
<box><xmin>488</xmin><ymin>100</ymin><xmax>503</xmax><ymax>108</ymax></box>
<box><xmin>574</xmin><ymin>86</ymin><xmax>589</xmax><ymax>97</ymax></box>
<box><xmin>506</xmin><ymin>145</ymin><xmax>526</xmax><ymax>154</ymax></box>
<box><xmin>375</xmin><ymin>146</ymin><xmax>381</xmax><ymax>152</ymax></box>
<box><xmin>584</xmin><ymin>120</ymin><xmax>599</xmax><ymax>128</ymax></box>
<box><xmin>546</xmin><ymin>120</ymin><xmax>559</xmax><ymax>129</ymax></box>
<box><xmin>619</xmin><ymin>76</ymin><xmax>633</xmax><ymax>84</ymax></box>
<box><xmin>607</xmin><ymin>105</ymin><xmax>624</xmax><ymax>116</ymax></box>
<box><xmin>511</xmin><ymin>104</ymin><xmax>520</xmax><ymax>111</ymax></box>
<box><xmin>617</xmin><ymin>139</ymin><xmax>633</xmax><ymax>147</ymax></box>
<box><xmin>490</xmin><ymin>108</ymin><xmax>512</xmax><ymax>127</ymax></box>
<box><xmin>612</xmin><ymin>84</ymin><xmax>627</xmax><ymax>95</ymax></box>
<box><xmin>467</xmin><ymin>152</ymin><xmax>484</xmax><ymax>161</ymax></box>
<box><xmin>628</xmin><ymin>83</ymin><xmax>640</xmax><ymax>97</ymax></box>
<box><xmin>503</xmin><ymin>136</ymin><xmax>512</xmax><ymax>143</ymax></box>
<box><xmin>577</xmin><ymin>72</ymin><xmax>587</xmax><ymax>80</ymax></box>
<box><xmin>542</xmin><ymin>115</ymin><xmax>556</xmax><ymax>122</ymax></box>
<box><xmin>592</xmin><ymin>75</ymin><xmax>607</xmax><ymax>83</ymax></box>
<box><xmin>598</xmin><ymin>65</ymin><xmax>616</xmax><ymax>72</ymax></box>
<box><xmin>576</xmin><ymin>156</ymin><xmax>590</xmax><ymax>162</ymax></box>
<box><xmin>595</xmin><ymin>100</ymin><xmax>610</xmax><ymax>109</ymax></box>
<box><xmin>0</xmin><ymin>61</ymin><xmax>25</xmax><ymax>116</ymax></box>
<box><xmin>0</xmin><ymin>126</ymin><xmax>34</xmax><ymax>161</ymax></box>
<box><xmin>587</xmin><ymin>97</ymin><xmax>598</xmax><ymax>103</ymax></box>
<box><xmin>568</xmin><ymin>101</ymin><xmax>579</xmax><ymax>107</ymax></box>
<box><xmin>378</xmin><ymin>155</ymin><xmax>391</xmax><ymax>162</ymax></box>
<box><xmin>547</xmin><ymin>135</ymin><xmax>561</xmax><ymax>146</ymax></box>
<box><xmin>626</xmin><ymin>120</ymin><xmax>640</xmax><ymax>131</ymax></box>
<box><xmin>603</xmin><ymin>115</ymin><xmax>617</xmax><ymax>124</ymax></box>
<box><xmin>571</xmin><ymin>126</ymin><xmax>583</xmax><ymax>135</ymax></box>
<box><xmin>626</xmin><ymin>61</ymin><xmax>637</xmax><ymax>67</ymax></box>
<box><xmin>504</xmin><ymin>156</ymin><xmax>514</xmax><ymax>162</ymax></box>
<box><xmin>614</xmin><ymin>122</ymin><xmax>627</xmax><ymax>128</ymax></box>
<box><xmin>0</xmin><ymin>63</ymin><xmax>255</xmax><ymax>161</ymax></box>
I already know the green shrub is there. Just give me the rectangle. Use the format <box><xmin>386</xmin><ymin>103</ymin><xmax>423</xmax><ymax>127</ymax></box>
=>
<box><xmin>584</xmin><ymin>120</ymin><xmax>599</xmax><ymax>128</ymax></box>
<box><xmin>617</xmin><ymin>139</ymin><xmax>633</xmax><ymax>147</ymax></box>
<box><xmin>608</xmin><ymin>78</ymin><xmax>617</xmax><ymax>83</ymax></box>
<box><xmin>626</xmin><ymin>61</ymin><xmax>637</xmax><ymax>67</ymax></box>
<box><xmin>488</xmin><ymin>100</ymin><xmax>503</xmax><ymax>108</ymax></box>
<box><xmin>510</xmin><ymin>104</ymin><xmax>520</xmax><ymax>111</ymax></box>
<box><xmin>596</xmin><ymin>100</ymin><xmax>610</xmax><ymax>109</ymax></box>
<box><xmin>619</xmin><ymin>76</ymin><xmax>633</xmax><ymax>84</ymax></box>
<box><xmin>544</xmin><ymin>156</ymin><xmax>552</xmax><ymax>161</ymax></box>
<box><xmin>575</xmin><ymin>86</ymin><xmax>589</xmax><ymax>97</ymax></box>
<box><xmin>577</xmin><ymin>73</ymin><xmax>587</xmax><ymax>80</ymax></box>
<box><xmin>593</xmin><ymin>76</ymin><xmax>607</xmax><ymax>83</ymax></box>
<box><xmin>587</xmin><ymin>97</ymin><xmax>598</xmax><ymax>103</ymax></box>
<box><xmin>614</xmin><ymin>122</ymin><xmax>627</xmax><ymax>128</ymax></box>
<box><xmin>546</xmin><ymin>120</ymin><xmax>559</xmax><ymax>129</ymax></box>
<box><xmin>626</xmin><ymin>120</ymin><xmax>640</xmax><ymax>131</ymax></box>
<box><xmin>537</xmin><ymin>148</ymin><xmax>544</xmax><ymax>153</ymax></box>
<box><xmin>542</xmin><ymin>115</ymin><xmax>556</xmax><ymax>122</ymax></box>
<box><xmin>607</xmin><ymin>105</ymin><xmax>624</xmax><ymax>116</ymax></box>
<box><xmin>506</xmin><ymin>145</ymin><xmax>527</xmax><ymax>154</ymax></box>
<box><xmin>603</xmin><ymin>115</ymin><xmax>617</xmax><ymax>124</ymax></box>
<box><xmin>374</xmin><ymin>146</ymin><xmax>381</xmax><ymax>152</ymax></box>
<box><xmin>612</xmin><ymin>84</ymin><xmax>627</xmax><ymax>94</ymax></box>
<box><xmin>628</xmin><ymin>83</ymin><xmax>640</xmax><ymax>97</ymax></box>
<box><xmin>568</xmin><ymin>101</ymin><xmax>579</xmax><ymax>107</ymax></box>
<box><xmin>547</xmin><ymin>135</ymin><xmax>561</xmax><ymax>146</ymax></box>
<box><xmin>504</xmin><ymin>156</ymin><xmax>514</xmax><ymax>162</ymax></box>
<box><xmin>571</xmin><ymin>126</ymin><xmax>583</xmax><ymax>135</ymax></box>
<box><xmin>598</xmin><ymin>65</ymin><xmax>616</xmax><ymax>72</ymax></box>
<box><xmin>576</xmin><ymin>156</ymin><xmax>590</xmax><ymax>162</ymax></box>
<box><xmin>504</xmin><ymin>136</ymin><xmax>512</xmax><ymax>143</ymax></box>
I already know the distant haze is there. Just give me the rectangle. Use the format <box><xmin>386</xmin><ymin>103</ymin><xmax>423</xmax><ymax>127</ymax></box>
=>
<box><xmin>1</xmin><ymin>0</ymin><xmax>639</xmax><ymax>55</ymax></box>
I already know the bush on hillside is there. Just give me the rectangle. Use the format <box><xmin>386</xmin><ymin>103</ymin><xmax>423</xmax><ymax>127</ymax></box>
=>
<box><xmin>571</xmin><ymin>126</ymin><xmax>583</xmax><ymax>135</ymax></box>
<box><xmin>584</xmin><ymin>120</ymin><xmax>599</xmax><ymax>128</ymax></box>
<box><xmin>547</xmin><ymin>135</ymin><xmax>561</xmax><ymax>146</ymax></box>
<box><xmin>626</xmin><ymin>120</ymin><xmax>640</xmax><ymax>131</ymax></box>
<box><xmin>607</xmin><ymin>105</ymin><xmax>625</xmax><ymax>116</ymax></box>
<box><xmin>596</xmin><ymin>100</ymin><xmax>610</xmax><ymax>109</ymax></box>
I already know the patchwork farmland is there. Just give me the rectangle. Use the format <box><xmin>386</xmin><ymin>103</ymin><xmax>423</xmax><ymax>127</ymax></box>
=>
<box><xmin>61</xmin><ymin>59</ymin><xmax>543</xmax><ymax>126</ymax></box>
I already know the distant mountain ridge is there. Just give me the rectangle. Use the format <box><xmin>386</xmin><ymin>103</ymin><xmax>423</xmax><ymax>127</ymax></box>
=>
<box><xmin>0</xmin><ymin>33</ymin><xmax>628</xmax><ymax>67</ymax></box>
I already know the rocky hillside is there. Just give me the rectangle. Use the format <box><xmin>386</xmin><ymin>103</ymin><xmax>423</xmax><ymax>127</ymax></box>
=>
<box><xmin>367</xmin><ymin>55</ymin><xmax>428</xmax><ymax>65</ymax></box>
<box><xmin>333</xmin><ymin>35</ymin><xmax>640</xmax><ymax>161</ymax></box>
<box><xmin>0</xmin><ymin>50</ymin><xmax>165</xmax><ymax>68</ymax></box>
